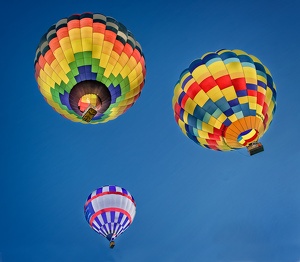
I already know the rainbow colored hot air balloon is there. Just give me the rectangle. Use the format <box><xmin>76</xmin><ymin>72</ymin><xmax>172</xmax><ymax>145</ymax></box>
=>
<box><xmin>172</xmin><ymin>49</ymin><xmax>277</xmax><ymax>155</ymax></box>
<box><xmin>34</xmin><ymin>12</ymin><xmax>146</xmax><ymax>123</ymax></box>
<box><xmin>84</xmin><ymin>185</ymin><xmax>136</xmax><ymax>248</ymax></box>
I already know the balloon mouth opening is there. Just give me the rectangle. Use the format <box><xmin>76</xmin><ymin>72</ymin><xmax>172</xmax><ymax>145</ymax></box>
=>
<box><xmin>78</xmin><ymin>94</ymin><xmax>102</xmax><ymax>113</ymax></box>
<box><xmin>69</xmin><ymin>80</ymin><xmax>111</xmax><ymax>118</ymax></box>
<box><xmin>237</xmin><ymin>129</ymin><xmax>259</xmax><ymax>146</ymax></box>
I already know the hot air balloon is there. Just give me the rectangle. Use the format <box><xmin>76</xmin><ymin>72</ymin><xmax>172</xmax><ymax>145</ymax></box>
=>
<box><xmin>172</xmin><ymin>49</ymin><xmax>277</xmax><ymax>155</ymax></box>
<box><xmin>34</xmin><ymin>12</ymin><xmax>146</xmax><ymax>123</ymax></box>
<box><xmin>84</xmin><ymin>185</ymin><xmax>136</xmax><ymax>248</ymax></box>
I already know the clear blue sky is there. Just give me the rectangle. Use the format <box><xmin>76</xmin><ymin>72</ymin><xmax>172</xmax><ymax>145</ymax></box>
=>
<box><xmin>1</xmin><ymin>0</ymin><xmax>300</xmax><ymax>261</ymax></box>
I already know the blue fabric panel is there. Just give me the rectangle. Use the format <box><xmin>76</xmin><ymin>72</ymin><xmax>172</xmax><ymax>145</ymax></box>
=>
<box><xmin>178</xmin><ymin>91</ymin><xmax>185</xmax><ymax>106</ymax></box>
<box><xmin>236</xmin><ymin>90</ymin><xmax>248</xmax><ymax>97</ymax></box>
<box><xmin>193</xmin><ymin>105</ymin><xmax>206</xmax><ymax>121</ymax></box>
<box><xmin>240</xmin><ymin>104</ymin><xmax>250</xmax><ymax>116</ymax></box>
<box><xmin>187</xmin><ymin>114</ymin><xmax>197</xmax><ymax>128</ymax></box>
<box><xmin>246</xmin><ymin>83</ymin><xmax>257</xmax><ymax>91</ymax></box>
<box><xmin>223</xmin><ymin>118</ymin><xmax>232</xmax><ymax>127</ymax></box>
<box><xmin>109</xmin><ymin>186</ymin><xmax>116</xmax><ymax>192</ymax></box>
<box><xmin>228</xmin><ymin>98</ymin><xmax>239</xmax><ymax>107</ymax></box>
<box><xmin>215</xmin><ymin>97</ymin><xmax>230</xmax><ymax>112</ymax></box>
<box><xmin>189</xmin><ymin>59</ymin><xmax>204</xmax><ymax>72</ymax></box>
<box><xmin>182</xmin><ymin>75</ymin><xmax>193</xmax><ymax>88</ymax></box>
<box><xmin>223</xmin><ymin>108</ymin><xmax>234</xmax><ymax>117</ymax></box>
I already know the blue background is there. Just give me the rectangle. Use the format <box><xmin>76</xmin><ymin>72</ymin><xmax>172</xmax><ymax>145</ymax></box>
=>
<box><xmin>1</xmin><ymin>0</ymin><xmax>300</xmax><ymax>261</ymax></box>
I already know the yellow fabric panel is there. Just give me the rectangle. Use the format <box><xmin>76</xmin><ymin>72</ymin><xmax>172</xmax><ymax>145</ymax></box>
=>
<box><xmin>196</xmin><ymin>137</ymin><xmax>209</xmax><ymax>145</ymax></box>
<box><xmin>226</xmin><ymin>62</ymin><xmax>244</xmax><ymax>75</ymax></box>
<box><xmin>249</xmin><ymin>102</ymin><xmax>257</xmax><ymax>110</ymax></box>
<box><xmin>102</xmin><ymin>41</ymin><xmax>114</xmax><ymax>55</ymax></box>
<box><xmin>128</xmin><ymin>78</ymin><xmax>140</xmax><ymax>90</ymax></box>
<box><xmin>257</xmin><ymin>86</ymin><xmax>266</xmax><ymax>95</ymax></box>
<box><xmin>58</xmin><ymin>71</ymin><xmax>69</xmax><ymax>84</ymax></box>
<box><xmin>238</xmin><ymin>96</ymin><xmax>249</xmax><ymax>104</ymax></box>
<box><xmin>53</xmin><ymin>48</ymin><xmax>66</xmax><ymax>63</ymax></box>
<box><xmin>243</xmin><ymin>67</ymin><xmax>257</xmax><ymax>80</ymax></box>
<box><xmin>111</xmin><ymin>63</ymin><xmax>124</xmax><ymax>77</ymax></box>
<box><xmin>232</xmin><ymin>49</ymin><xmax>248</xmax><ymax>56</ymax></box>
<box><xmin>177</xmin><ymin>119</ymin><xmax>187</xmax><ymax>135</ymax></box>
<box><xmin>208</xmin><ymin>117</ymin><xmax>221</xmax><ymax>129</ymax></box>
<box><xmin>59</xmin><ymin>37</ymin><xmax>72</xmax><ymax>51</ymax></box>
<box><xmin>82</xmin><ymin>38</ymin><xmax>93</xmax><ymax>52</ymax></box>
<box><xmin>182</xmin><ymin>111</ymin><xmax>189</xmax><ymax>124</ymax></box>
<box><xmin>256</xmin><ymin>104</ymin><xmax>263</xmax><ymax>117</ymax></box>
<box><xmin>210</xmin><ymin>69</ymin><xmax>228</xmax><ymax>79</ymax></box>
<box><xmin>134</xmin><ymin>73</ymin><xmax>144</xmax><ymax>87</ymax></box>
<box><xmin>206</xmin><ymin>86</ymin><xmax>223</xmax><ymax>102</ymax></box>
<box><xmin>249</xmin><ymin>54</ymin><xmax>262</xmax><ymax>64</ymax></box>
<box><xmin>228</xmin><ymin>114</ymin><xmax>238</xmax><ymax>122</ymax></box>
<box><xmin>92</xmin><ymin>44</ymin><xmax>103</xmax><ymax>59</ymax></box>
<box><xmin>124</xmin><ymin>89</ymin><xmax>137</xmax><ymax>99</ymax></box>
<box><xmin>207</xmin><ymin>61</ymin><xmax>227</xmax><ymax>76</ymax></box>
<box><xmin>217</xmin><ymin>113</ymin><xmax>227</xmax><ymax>123</ymax></box>
<box><xmin>193</xmin><ymin>89</ymin><xmax>209</xmax><ymax>107</ymax></box>
<box><xmin>70</xmin><ymin>39</ymin><xmax>83</xmax><ymax>53</ymax></box>
<box><xmin>51</xmin><ymin>71</ymin><xmax>63</xmax><ymax>85</ymax></box>
<box><xmin>39</xmin><ymin>70</ymin><xmax>48</xmax><ymax>83</ymax></box>
<box><xmin>117</xmin><ymin>53</ymin><xmax>129</xmax><ymax>67</ymax></box>
<box><xmin>126</xmin><ymin>57</ymin><xmax>138</xmax><ymax>71</ymax></box>
<box><xmin>93</xmin><ymin>32</ymin><xmax>104</xmax><ymax>42</ymax></box>
<box><xmin>191</xmin><ymin>65</ymin><xmax>211</xmax><ymax>84</ymax></box>
<box><xmin>201</xmin><ymin>122</ymin><xmax>214</xmax><ymax>133</ymax></box>
<box><xmin>110</xmin><ymin>50</ymin><xmax>120</xmax><ymax>62</ymax></box>
<box><xmin>81</xmin><ymin>27</ymin><xmax>92</xmax><ymax>39</ymax></box>
<box><xmin>69</xmin><ymin>28</ymin><xmax>81</xmax><ymax>41</ymax></box>
<box><xmin>197</xmin><ymin>130</ymin><xmax>209</xmax><ymax>139</ymax></box>
<box><xmin>183</xmin><ymin>78</ymin><xmax>195</xmax><ymax>93</ymax></box>
<box><xmin>63</xmin><ymin>48</ymin><xmax>75</xmax><ymax>63</ymax></box>
<box><xmin>118</xmin><ymin>97</ymin><xmax>134</xmax><ymax>106</ymax></box>
<box><xmin>59</xmin><ymin>59</ymin><xmax>71</xmax><ymax>73</ymax></box>
<box><xmin>248</xmin><ymin>96</ymin><xmax>257</xmax><ymax>104</ymax></box>
<box><xmin>46</xmin><ymin>75</ymin><xmax>55</xmax><ymax>88</ymax></box>
<box><xmin>103</xmin><ymin>63</ymin><xmax>115</xmax><ymax>78</ymax></box>
<box><xmin>228</xmin><ymin>71</ymin><xmax>245</xmax><ymax>79</ymax></box>
<box><xmin>257</xmin><ymin>74</ymin><xmax>267</xmax><ymax>84</ymax></box>
<box><xmin>184</xmin><ymin>97</ymin><xmax>197</xmax><ymax>115</ymax></box>
<box><xmin>174</xmin><ymin>83</ymin><xmax>183</xmax><ymax>98</ymax></box>
<box><xmin>43</xmin><ymin>63</ymin><xmax>54</xmax><ymax>77</ymax></box>
<box><xmin>51</xmin><ymin>59</ymin><xmax>69</xmax><ymax>83</ymax></box>
<box><xmin>127</xmin><ymin>69</ymin><xmax>138</xmax><ymax>83</ymax></box>
<box><xmin>222</xmin><ymin>86</ymin><xmax>237</xmax><ymax>100</ymax></box>
<box><xmin>38</xmin><ymin>78</ymin><xmax>51</xmax><ymax>97</ymax></box>
<box><xmin>120</xmin><ymin>65</ymin><xmax>131</xmax><ymax>78</ymax></box>
<box><xmin>99</xmin><ymin>54</ymin><xmax>110</xmax><ymax>68</ymax></box>
<box><xmin>243</xmin><ymin>67</ymin><xmax>257</xmax><ymax>79</ymax></box>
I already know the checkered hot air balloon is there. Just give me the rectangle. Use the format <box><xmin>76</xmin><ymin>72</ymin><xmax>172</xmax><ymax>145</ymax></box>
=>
<box><xmin>172</xmin><ymin>49</ymin><xmax>277</xmax><ymax>155</ymax></box>
<box><xmin>34</xmin><ymin>13</ymin><xmax>146</xmax><ymax>123</ymax></box>
<box><xmin>84</xmin><ymin>185</ymin><xmax>136</xmax><ymax>248</ymax></box>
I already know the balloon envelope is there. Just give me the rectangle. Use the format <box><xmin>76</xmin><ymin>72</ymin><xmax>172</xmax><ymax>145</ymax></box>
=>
<box><xmin>84</xmin><ymin>185</ymin><xmax>136</xmax><ymax>243</ymax></box>
<box><xmin>172</xmin><ymin>49</ymin><xmax>277</xmax><ymax>151</ymax></box>
<box><xmin>34</xmin><ymin>12</ymin><xmax>146</xmax><ymax>123</ymax></box>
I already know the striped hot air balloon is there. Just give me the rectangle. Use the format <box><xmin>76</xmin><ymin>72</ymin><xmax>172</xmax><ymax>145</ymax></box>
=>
<box><xmin>84</xmin><ymin>185</ymin><xmax>136</xmax><ymax>248</ymax></box>
<box><xmin>172</xmin><ymin>49</ymin><xmax>277</xmax><ymax>155</ymax></box>
<box><xmin>34</xmin><ymin>12</ymin><xmax>146</xmax><ymax>123</ymax></box>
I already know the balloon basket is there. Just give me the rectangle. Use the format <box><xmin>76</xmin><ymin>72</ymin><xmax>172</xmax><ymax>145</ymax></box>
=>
<box><xmin>247</xmin><ymin>142</ymin><xmax>264</xmax><ymax>156</ymax></box>
<box><xmin>82</xmin><ymin>105</ymin><xmax>97</xmax><ymax>122</ymax></box>
<box><xmin>109</xmin><ymin>241</ymin><xmax>115</xmax><ymax>249</ymax></box>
